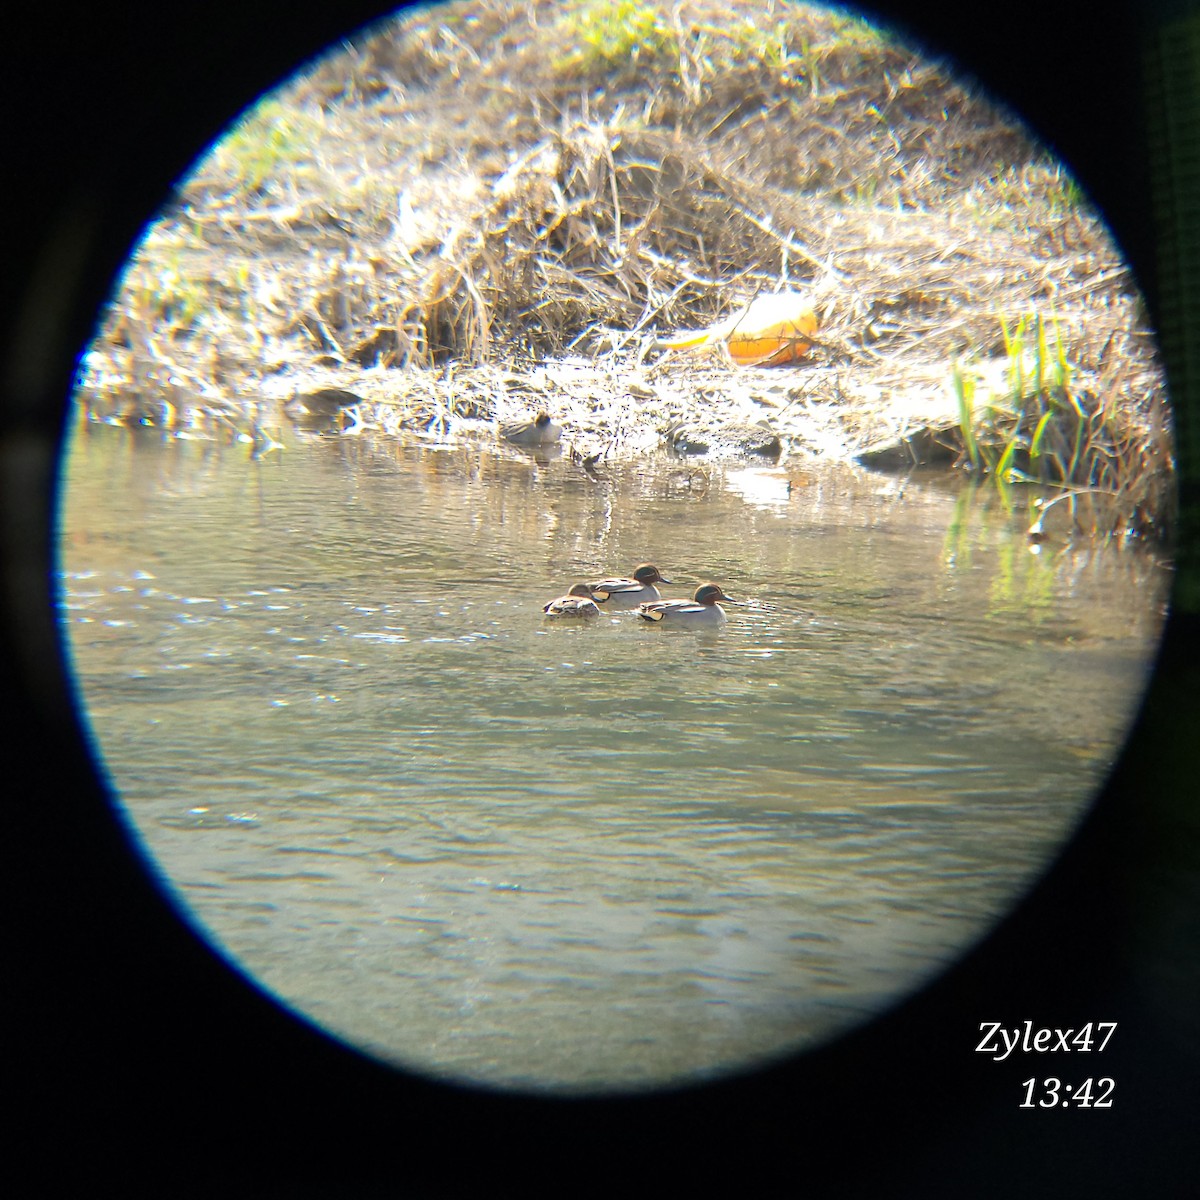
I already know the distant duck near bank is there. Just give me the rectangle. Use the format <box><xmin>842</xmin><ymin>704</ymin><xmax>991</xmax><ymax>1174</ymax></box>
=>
<box><xmin>500</xmin><ymin>411</ymin><xmax>561</xmax><ymax>446</ymax></box>
<box><xmin>283</xmin><ymin>387</ymin><xmax>364</xmax><ymax>428</ymax></box>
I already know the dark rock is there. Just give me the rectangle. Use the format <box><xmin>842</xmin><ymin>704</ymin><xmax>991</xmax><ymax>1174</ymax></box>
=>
<box><xmin>856</xmin><ymin>424</ymin><xmax>959</xmax><ymax>470</ymax></box>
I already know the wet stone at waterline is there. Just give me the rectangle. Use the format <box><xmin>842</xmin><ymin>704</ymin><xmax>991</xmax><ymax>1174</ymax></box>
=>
<box><xmin>59</xmin><ymin>0</ymin><xmax>1171</xmax><ymax>1093</ymax></box>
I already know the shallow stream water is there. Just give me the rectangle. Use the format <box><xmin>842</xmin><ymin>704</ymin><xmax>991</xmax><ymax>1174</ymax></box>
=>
<box><xmin>57</xmin><ymin>423</ymin><xmax>1169</xmax><ymax>1092</ymax></box>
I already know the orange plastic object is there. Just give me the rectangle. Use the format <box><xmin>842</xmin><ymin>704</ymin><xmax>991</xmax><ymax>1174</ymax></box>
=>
<box><xmin>658</xmin><ymin>292</ymin><xmax>818</xmax><ymax>366</ymax></box>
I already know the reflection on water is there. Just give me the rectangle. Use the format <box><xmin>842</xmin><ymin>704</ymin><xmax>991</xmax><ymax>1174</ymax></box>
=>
<box><xmin>57</xmin><ymin>425</ymin><xmax>1169</xmax><ymax>1092</ymax></box>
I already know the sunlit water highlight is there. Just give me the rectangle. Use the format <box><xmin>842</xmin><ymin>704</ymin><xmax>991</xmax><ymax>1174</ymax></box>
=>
<box><xmin>58</xmin><ymin>426</ymin><xmax>1168</xmax><ymax>1092</ymax></box>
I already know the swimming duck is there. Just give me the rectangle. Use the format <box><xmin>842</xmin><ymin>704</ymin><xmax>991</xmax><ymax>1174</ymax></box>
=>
<box><xmin>587</xmin><ymin>563</ymin><xmax>672</xmax><ymax>609</ymax></box>
<box><xmin>543</xmin><ymin>583</ymin><xmax>600</xmax><ymax>618</ymax></box>
<box><xmin>500</xmin><ymin>411</ymin><xmax>561</xmax><ymax>446</ymax></box>
<box><xmin>637</xmin><ymin>583</ymin><xmax>733</xmax><ymax>627</ymax></box>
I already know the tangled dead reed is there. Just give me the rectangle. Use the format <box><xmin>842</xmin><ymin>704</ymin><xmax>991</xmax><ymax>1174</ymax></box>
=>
<box><xmin>75</xmin><ymin>0</ymin><xmax>1172</xmax><ymax>541</ymax></box>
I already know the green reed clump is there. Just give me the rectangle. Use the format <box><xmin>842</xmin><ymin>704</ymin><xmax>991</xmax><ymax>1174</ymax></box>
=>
<box><xmin>211</xmin><ymin>99</ymin><xmax>319</xmax><ymax>195</ymax></box>
<box><xmin>554</xmin><ymin>0</ymin><xmax>678</xmax><ymax>77</ymax></box>
<box><xmin>952</xmin><ymin>312</ymin><xmax>1172</xmax><ymax>540</ymax></box>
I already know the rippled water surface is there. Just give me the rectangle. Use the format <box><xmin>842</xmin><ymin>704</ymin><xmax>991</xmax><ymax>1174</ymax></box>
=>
<box><xmin>58</xmin><ymin>425</ymin><xmax>1169</xmax><ymax>1091</ymax></box>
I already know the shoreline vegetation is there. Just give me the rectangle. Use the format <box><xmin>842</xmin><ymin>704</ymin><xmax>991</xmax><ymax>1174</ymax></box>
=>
<box><xmin>74</xmin><ymin>0</ymin><xmax>1173</xmax><ymax>542</ymax></box>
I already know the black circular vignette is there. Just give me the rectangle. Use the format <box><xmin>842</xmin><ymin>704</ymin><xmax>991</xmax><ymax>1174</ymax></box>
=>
<box><xmin>5</xmin><ymin>1</ymin><xmax>1197</xmax><ymax>1194</ymax></box>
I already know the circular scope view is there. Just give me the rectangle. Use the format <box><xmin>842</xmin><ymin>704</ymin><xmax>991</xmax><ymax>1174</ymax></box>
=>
<box><xmin>58</xmin><ymin>0</ymin><xmax>1172</xmax><ymax>1093</ymax></box>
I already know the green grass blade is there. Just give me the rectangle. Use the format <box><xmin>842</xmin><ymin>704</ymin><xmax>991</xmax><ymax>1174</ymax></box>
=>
<box><xmin>953</xmin><ymin>361</ymin><xmax>980</xmax><ymax>472</ymax></box>
<box><xmin>1029</xmin><ymin>410</ymin><xmax>1055</xmax><ymax>477</ymax></box>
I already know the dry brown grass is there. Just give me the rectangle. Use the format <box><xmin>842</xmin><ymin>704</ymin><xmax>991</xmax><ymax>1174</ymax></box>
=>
<box><xmin>75</xmin><ymin>0</ymin><xmax>1172</xmax><ymax>539</ymax></box>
